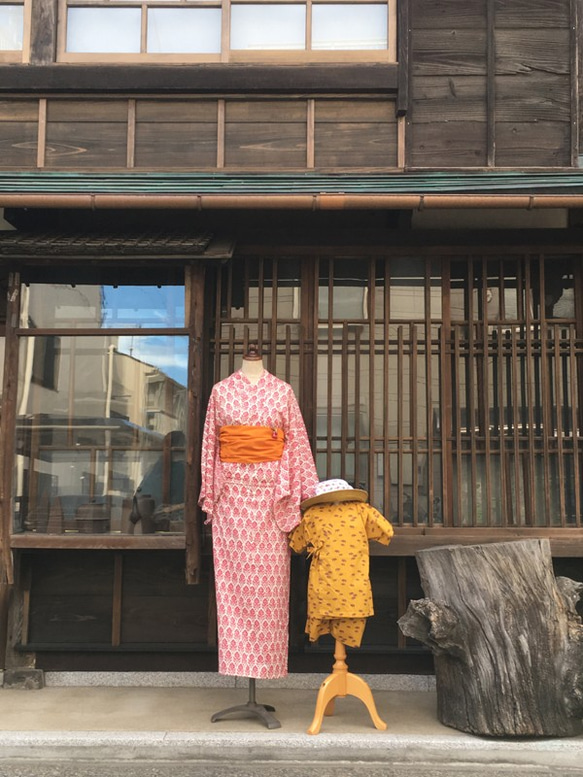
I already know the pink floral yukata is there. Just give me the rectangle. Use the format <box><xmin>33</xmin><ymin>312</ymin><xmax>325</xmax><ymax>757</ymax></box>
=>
<box><xmin>199</xmin><ymin>369</ymin><xmax>318</xmax><ymax>679</ymax></box>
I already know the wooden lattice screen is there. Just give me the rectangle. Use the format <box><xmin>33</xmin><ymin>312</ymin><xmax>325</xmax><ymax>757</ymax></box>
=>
<box><xmin>211</xmin><ymin>252</ymin><xmax>583</xmax><ymax>531</ymax></box>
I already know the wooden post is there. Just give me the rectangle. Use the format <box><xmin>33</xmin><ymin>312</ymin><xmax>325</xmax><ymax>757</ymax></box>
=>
<box><xmin>398</xmin><ymin>539</ymin><xmax>583</xmax><ymax>737</ymax></box>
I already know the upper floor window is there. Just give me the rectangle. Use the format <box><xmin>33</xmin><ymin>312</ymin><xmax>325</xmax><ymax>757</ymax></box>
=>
<box><xmin>0</xmin><ymin>0</ymin><xmax>26</xmax><ymax>61</ymax></box>
<box><xmin>59</xmin><ymin>0</ymin><xmax>396</xmax><ymax>62</ymax></box>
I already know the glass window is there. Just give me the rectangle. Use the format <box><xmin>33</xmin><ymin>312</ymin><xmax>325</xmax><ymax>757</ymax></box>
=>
<box><xmin>312</xmin><ymin>4</ymin><xmax>387</xmax><ymax>50</ymax></box>
<box><xmin>66</xmin><ymin>8</ymin><xmax>141</xmax><ymax>54</ymax></box>
<box><xmin>15</xmin><ymin>334</ymin><xmax>188</xmax><ymax>535</ymax></box>
<box><xmin>0</xmin><ymin>4</ymin><xmax>23</xmax><ymax>50</ymax></box>
<box><xmin>147</xmin><ymin>8</ymin><xmax>222</xmax><ymax>54</ymax></box>
<box><xmin>61</xmin><ymin>0</ymin><xmax>395</xmax><ymax>59</ymax></box>
<box><xmin>20</xmin><ymin>281</ymin><xmax>185</xmax><ymax>329</ymax></box>
<box><xmin>230</xmin><ymin>4</ymin><xmax>306</xmax><ymax>50</ymax></box>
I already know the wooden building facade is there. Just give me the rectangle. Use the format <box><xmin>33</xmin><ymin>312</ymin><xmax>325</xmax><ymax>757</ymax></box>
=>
<box><xmin>0</xmin><ymin>0</ymin><xmax>582</xmax><ymax>678</ymax></box>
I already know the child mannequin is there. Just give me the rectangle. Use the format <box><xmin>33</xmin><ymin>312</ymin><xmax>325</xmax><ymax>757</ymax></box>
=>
<box><xmin>289</xmin><ymin>478</ymin><xmax>394</xmax><ymax>733</ymax></box>
<box><xmin>289</xmin><ymin>478</ymin><xmax>394</xmax><ymax>648</ymax></box>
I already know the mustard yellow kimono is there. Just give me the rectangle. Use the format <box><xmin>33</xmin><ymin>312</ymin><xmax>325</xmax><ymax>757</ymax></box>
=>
<box><xmin>289</xmin><ymin>500</ymin><xmax>394</xmax><ymax>647</ymax></box>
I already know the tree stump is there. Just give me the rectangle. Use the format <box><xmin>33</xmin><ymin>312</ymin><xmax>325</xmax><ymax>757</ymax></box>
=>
<box><xmin>398</xmin><ymin>539</ymin><xmax>583</xmax><ymax>737</ymax></box>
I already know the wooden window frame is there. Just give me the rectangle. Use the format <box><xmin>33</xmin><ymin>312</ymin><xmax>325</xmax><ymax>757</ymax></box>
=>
<box><xmin>0</xmin><ymin>0</ymin><xmax>31</xmax><ymax>63</ymax></box>
<box><xmin>56</xmin><ymin>0</ymin><xmax>397</xmax><ymax>63</ymax></box>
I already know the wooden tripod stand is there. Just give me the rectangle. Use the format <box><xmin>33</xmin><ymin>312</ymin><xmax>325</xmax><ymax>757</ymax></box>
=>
<box><xmin>307</xmin><ymin>639</ymin><xmax>387</xmax><ymax>735</ymax></box>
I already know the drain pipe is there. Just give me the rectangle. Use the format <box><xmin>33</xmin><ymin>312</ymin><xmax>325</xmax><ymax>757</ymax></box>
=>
<box><xmin>0</xmin><ymin>193</ymin><xmax>581</xmax><ymax>209</ymax></box>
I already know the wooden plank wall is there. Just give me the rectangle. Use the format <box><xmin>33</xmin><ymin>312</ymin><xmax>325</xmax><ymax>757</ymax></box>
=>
<box><xmin>0</xmin><ymin>97</ymin><xmax>399</xmax><ymax>171</ymax></box>
<box><xmin>408</xmin><ymin>0</ymin><xmax>573</xmax><ymax>168</ymax></box>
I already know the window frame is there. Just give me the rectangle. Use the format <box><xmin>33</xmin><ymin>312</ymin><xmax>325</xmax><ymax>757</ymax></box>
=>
<box><xmin>56</xmin><ymin>0</ymin><xmax>397</xmax><ymax>63</ymax></box>
<box><xmin>0</xmin><ymin>0</ymin><xmax>31</xmax><ymax>63</ymax></box>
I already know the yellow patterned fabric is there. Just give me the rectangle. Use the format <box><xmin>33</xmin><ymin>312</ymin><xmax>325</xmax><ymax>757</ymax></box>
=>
<box><xmin>289</xmin><ymin>500</ymin><xmax>393</xmax><ymax>647</ymax></box>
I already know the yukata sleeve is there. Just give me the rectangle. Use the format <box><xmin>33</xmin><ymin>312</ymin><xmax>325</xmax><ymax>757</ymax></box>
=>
<box><xmin>198</xmin><ymin>388</ymin><xmax>221</xmax><ymax>523</ymax></box>
<box><xmin>273</xmin><ymin>386</ymin><xmax>318</xmax><ymax>533</ymax></box>
<box><xmin>289</xmin><ymin>519</ymin><xmax>308</xmax><ymax>553</ymax></box>
<box><xmin>363</xmin><ymin>504</ymin><xmax>394</xmax><ymax>546</ymax></box>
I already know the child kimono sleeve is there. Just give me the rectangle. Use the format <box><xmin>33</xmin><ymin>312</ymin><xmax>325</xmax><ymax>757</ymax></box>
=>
<box><xmin>289</xmin><ymin>519</ymin><xmax>308</xmax><ymax>554</ymax></box>
<box><xmin>363</xmin><ymin>504</ymin><xmax>394</xmax><ymax>546</ymax></box>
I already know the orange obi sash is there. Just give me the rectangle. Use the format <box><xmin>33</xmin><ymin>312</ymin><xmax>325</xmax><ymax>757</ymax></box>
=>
<box><xmin>219</xmin><ymin>425</ymin><xmax>285</xmax><ymax>463</ymax></box>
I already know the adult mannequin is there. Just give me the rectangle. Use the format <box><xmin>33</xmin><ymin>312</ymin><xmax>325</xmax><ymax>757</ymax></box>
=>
<box><xmin>199</xmin><ymin>345</ymin><xmax>318</xmax><ymax>727</ymax></box>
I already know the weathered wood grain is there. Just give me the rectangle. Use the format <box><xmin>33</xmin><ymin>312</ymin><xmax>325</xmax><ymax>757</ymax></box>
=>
<box><xmin>411</xmin><ymin>76</ymin><xmax>487</xmax><ymax>122</ymax></box>
<box><xmin>134</xmin><ymin>123</ymin><xmax>217</xmax><ymax>168</ymax></box>
<box><xmin>495</xmin><ymin>0</ymin><xmax>570</xmax><ymax>28</ymax></box>
<box><xmin>0</xmin><ymin>123</ymin><xmax>38</xmax><ymax>168</ymax></box>
<box><xmin>314</xmin><ymin>123</ymin><xmax>397</xmax><ymax>168</ymax></box>
<box><xmin>495</xmin><ymin>74</ymin><xmax>571</xmax><ymax>122</ymax></box>
<box><xmin>44</xmin><ymin>122</ymin><xmax>128</xmax><ymax>168</ymax></box>
<box><xmin>411</xmin><ymin>0</ymin><xmax>486</xmax><ymax>29</ymax></box>
<box><xmin>30</xmin><ymin>0</ymin><xmax>57</xmax><ymax>65</ymax></box>
<box><xmin>495</xmin><ymin>121</ymin><xmax>571</xmax><ymax>166</ymax></box>
<box><xmin>46</xmin><ymin>100</ymin><xmax>128</xmax><ymax>122</ymax></box>
<box><xmin>224</xmin><ymin>123</ymin><xmax>307</xmax><ymax>168</ymax></box>
<box><xmin>412</xmin><ymin>30</ymin><xmax>487</xmax><ymax>76</ymax></box>
<box><xmin>408</xmin><ymin>119</ymin><xmax>488</xmax><ymax>166</ymax></box>
<box><xmin>136</xmin><ymin>100</ymin><xmax>217</xmax><ymax>123</ymax></box>
<box><xmin>399</xmin><ymin>539</ymin><xmax>583</xmax><ymax>736</ymax></box>
<box><xmin>496</xmin><ymin>29</ymin><xmax>570</xmax><ymax>75</ymax></box>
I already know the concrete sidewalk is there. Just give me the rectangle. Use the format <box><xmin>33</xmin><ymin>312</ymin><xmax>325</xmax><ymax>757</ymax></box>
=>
<box><xmin>0</xmin><ymin>677</ymin><xmax>582</xmax><ymax>771</ymax></box>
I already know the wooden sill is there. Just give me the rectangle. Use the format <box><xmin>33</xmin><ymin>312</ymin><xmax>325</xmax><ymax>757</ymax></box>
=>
<box><xmin>370</xmin><ymin>527</ymin><xmax>583</xmax><ymax>557</ymax></box>
<box><xmin>10</xmin><ymin>533</ymin><xmax>186</xmax><ymax>550</ymax></box>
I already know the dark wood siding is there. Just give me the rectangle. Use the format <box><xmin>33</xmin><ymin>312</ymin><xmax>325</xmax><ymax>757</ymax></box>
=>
<box><xmin>409</xmin><ymin>0</ymin><xmax>573</xmax><ymax>168</ymax></box>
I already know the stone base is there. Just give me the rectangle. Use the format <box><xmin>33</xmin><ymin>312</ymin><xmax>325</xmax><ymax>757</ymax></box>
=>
<box><xmin>3</xmin><ymin>669</ymin><xmax>45</xmax><ymax>690</ymax></box>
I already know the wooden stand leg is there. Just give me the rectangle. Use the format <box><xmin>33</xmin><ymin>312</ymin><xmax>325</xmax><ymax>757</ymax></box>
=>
<box><xmin>307</xmin><ymin>640</ymin><xmax>387</xmax><ymax>735</ymax></box>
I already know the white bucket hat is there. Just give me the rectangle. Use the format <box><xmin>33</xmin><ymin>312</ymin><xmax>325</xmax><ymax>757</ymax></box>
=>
<box><xmin>300</xmin><ymin>478</ymin><xmax>368</xmax><ymax>511</ymax></box>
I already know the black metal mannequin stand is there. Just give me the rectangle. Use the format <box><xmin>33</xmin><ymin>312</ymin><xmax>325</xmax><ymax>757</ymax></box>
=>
<box><xmin>211</xmin><ymin>678</ymin><xmax>282</xmax><ymax>729</ymax></box>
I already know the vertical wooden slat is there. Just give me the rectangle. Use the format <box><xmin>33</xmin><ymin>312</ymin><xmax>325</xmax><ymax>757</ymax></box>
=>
<box><xmin>217</xmin><ymin>100</ymin><xmax>225</xmax><ymax>169</ymax></box>
<box><xmin>368</xmin><ymin>258</ymin><xmax>376</xmax><ymax>507</ymax></box>
<box><xmin>326</xmin><ymin>260</ymin><xmax>334</xmax><ymax>478</ymax></box>
<box><xmin>185</xmin><ymin>261</ymin><xmax>206</xmax><ymax>584</ymax></box>
<box><xmin>396</xmin><ymin>0</ymin><xmax>409</xmax><ymax>115</ymax></box>
<box><xmin>37</xmin><ymin>98</ymin><xmax>47</xmax><ymax>169</ymax></box>
<box><xmin>222</xmin><ymin>0</ymin><xmax>231</xmax><ymax>62</ymax></box>
<box><xmin>510</xmin><ymin>328</ymin><xmax>522</xmax><ymax>525</ymax></box>
<box><xmin>307</xmin><ymin>99</ymin><xmax>315</xmax><ymax>168</ymax></box>
<box><xmin>410</xmin><ymin>323</ymin><xmax>418</xmax><ymax>526</ymax></box>
<box><xmin>354</xmin><ymin>326</ymin><xmax>361</xmax><ymax>489</ymax></box>
<box><xmin>29</xmin><ymin>0</ymin><xmax>57</xmax><ymax>65</ymax></box>
<box><xmin>127</xmin><ymin>99</ymin><xmax>136</xmax><ymax>169</ymax></box>
<box><xmin>467</xmin><ymin>259</ymin><xmax>478</xmax><ymax>527</ymax></box>
<box><xmin>140</xmin><ymin>3</ymin><xmax>147</xmax><ymax>53</ymax></box>
<box><xmin>481</xmin><ymin>259</ymin><xmax>492</xmax><ymax>526</ymax></box>
<box><xmin>397</xmin><ymin>325</ymin><xmax>404</xmax><ymax>525</ymax></box>
<box><xmin>569</xmin><ymin>0</ymin><xmax>579</xmax><ymax>166</ymax></box>
<box><xmin>453</xmin><ymin>326</ymin><xmax>463</xmax><ymax>524</ymax></box>
<box><xmin>383</xmin><ymin>257</ymin><xmax>391</xmax><ymax>519</ymax></box>
<box><xmin>340</xmin><ymin>322</ymin><xmax>348</xmax><ymax>482</ymax></box>
<box><xmin>269</xmin><ymin>259</ymin><xmax>278</xmax><ymax>376</ymax></box>
<box><xmin>568</xmin><ymin>326</ymin><xmax>581</xmax><ymax>525</ymax></box>
<box><xmin>440</xmin><ymin>259</ymin><xmax>453</xmax><ymax>526</ymax></box>
<box><xmin>111</xmin><ymin>552</ymin><xmax>123</xmax><ymax>646</ymax></box>
<box><xmin>496</xmin><ymin>324</ymin><xmax>508</xmax><ymax>525</ymax></box>
<box><xmin>486</xmin><ymin>0</ymin><xmax>496</xmax><ymax>166</ymax></box>
<box><xmin>539</xmin><ymin>257</ymin><xmax>552</xmax><ymax>524</ymax></box>
<box><xmin>553</xmin><ymin>325</ymin><xmax>566</xmax><ymax>525</ymax></box>
<box><xmin>524</xmin><ymin>256</ymin><xmax>536</xmax><ymax>526</ymax></box>
<box><xmin>424</xmin><ymin>258</ymin><xmax>434</xmax><ymax>526</ymax></box>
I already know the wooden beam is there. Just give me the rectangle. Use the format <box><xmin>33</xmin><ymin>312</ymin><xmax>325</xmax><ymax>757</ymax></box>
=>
<box><xmin>0</xmin><ymin>64</ymin><xmax>399</xmax><ymax>95</ymax></box>
<box><xmin>29</xmin><ymin>0</ymin><xmax>57</xmax><ymax>66</ymax></box>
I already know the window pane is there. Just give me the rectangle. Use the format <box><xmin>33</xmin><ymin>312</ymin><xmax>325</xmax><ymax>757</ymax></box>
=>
<box><xmin>66</xmin><ymin>8</ymin><xmax>142</xmax><ymax>53</ymax></box>
<box><xmin>230</xmin><ymin>5</ymin><xmax>305</xmax><ymax>50</ymax></box>
<box><xmin>21</xmin><ymin>282</ymin><xmax>185</xmax><ymax>329</ymax></box>
<box><xmin>147</xmin><ymin>8</ymin><xmax>221</xmax><ymax>54</ymax></box>
<box><xmin>15</xmin><ymin>335</ymin><xmax>188</xmax><ymax>534</ymax></box>
<box><xmin>312</xmin><ymin>4</ymin><xmax>387</xmax><ymax>50</ymax></box>
<box><xmin>0</xmin><ymin>5</ymin><xmax>23</xmax><ymax>50</ymax></box>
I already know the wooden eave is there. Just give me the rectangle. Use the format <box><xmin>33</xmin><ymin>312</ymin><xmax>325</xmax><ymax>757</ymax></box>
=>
<box><xmin>0</xmin><ymin>64</ymin><xmax>398</xmax><ymax>95</ymax></box>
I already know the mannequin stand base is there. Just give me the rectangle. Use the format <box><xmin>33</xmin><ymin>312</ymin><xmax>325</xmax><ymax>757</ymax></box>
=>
<box><xmin>307</xmin><ymin>640</ymin><xmax>387</xmax><ymax>735</ymax></box>
<box><xmin>211</xmin><ymin>678</ymin><xmax>282</xmax><ymax>730</ymax></box>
